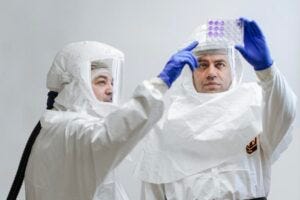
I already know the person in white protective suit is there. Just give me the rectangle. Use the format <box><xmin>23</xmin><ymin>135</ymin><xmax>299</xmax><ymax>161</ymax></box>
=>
<box><xmin>7</xmin><ymin>41</ymin><xmax>200</xmax><ymax>200</ymax></box>
<box><xmin>136</xmin><ymin>18</ymin><xmax>297</xmax><ymax>200</ymax></box>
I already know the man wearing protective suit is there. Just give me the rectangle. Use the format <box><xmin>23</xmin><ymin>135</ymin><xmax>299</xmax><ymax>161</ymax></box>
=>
<box><xmin>136</xmin><ymin>19</ymin><xmax>297</xmax><ymax>199</ymax></box>
<box><xmin>7</xmin><ymin>41</ymin><xmax>199</xmax><ymax>200</ymax></box>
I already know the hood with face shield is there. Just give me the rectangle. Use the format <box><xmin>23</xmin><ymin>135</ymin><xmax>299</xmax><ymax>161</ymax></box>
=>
<box><xmin>135</xmin><ymin>20</ymin><xmax>263</xmax><ymax>184</ymax></box>
<box><xmin>47</xmin><ymin>41</ymin><xmax>124</xmax><ymax>118</ymax></box>
<box><xmin>180</xmin><ymin>19</ymin><xmax>244</xmax><ymax>94</ymax></box>
<box><xmin>7</xmin><ymin>41</ymin><xmax>125</xmax><ymax>200</ymax></box>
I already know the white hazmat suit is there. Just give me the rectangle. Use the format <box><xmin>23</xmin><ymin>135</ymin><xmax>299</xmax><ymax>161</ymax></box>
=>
<box><xmin>136</xmin><ymin>23</ymin><xmax>297</xmax><ymax>199</ymax></box>
<box><xmin>24</xmin><ymin>41</ymin><xmax>168</xmax><ymax>200</ymax></box>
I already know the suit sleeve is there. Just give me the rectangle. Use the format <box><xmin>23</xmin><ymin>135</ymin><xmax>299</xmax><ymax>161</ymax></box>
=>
<box><xmin>75</xmin><ymin>78</ymin><xmax>168</xmax><ymax>182</ymax></box>
<box><xmin>255</xmin><ymin>65</ymin><xmax>297</xmax><ymax>160</ymax></box>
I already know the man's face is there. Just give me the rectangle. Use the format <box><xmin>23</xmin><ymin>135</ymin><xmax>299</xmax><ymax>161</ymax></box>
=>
<box><xmin>91</xmin><ymin>73</ymin><xmax>113</xmax><ymax>102</ymax></box>
<box><xmin>193</xmin><ymin>54</ymin><xmax>232</xmax><ymax>93</ymax></box>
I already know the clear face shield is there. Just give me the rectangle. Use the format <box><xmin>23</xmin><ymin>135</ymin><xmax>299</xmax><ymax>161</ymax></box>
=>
<box><xmin>90</xmin><ymin>58</ymin><xmax>123</xmax><ymax>105</ymax></box>
<box><xmin>192</xmin><ymin>46</ymin><xmax>242</xmax><ymax>91</ymax></box>
<box><xmin>183</xmin><ymin>19</ymin><xmax>244</xmax><ymax>92</ymax></box>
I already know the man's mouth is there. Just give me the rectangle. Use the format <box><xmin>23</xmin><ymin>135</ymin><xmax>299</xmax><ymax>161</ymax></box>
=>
<box><xmin>104</xmin><ymin>96</ymin><xmax>113</xmax><ymax>102</ymax></box>
<box><xmin>204</xmin><ymin>82</ymin><xmax>220</xmax><ymax>86</ymax></box>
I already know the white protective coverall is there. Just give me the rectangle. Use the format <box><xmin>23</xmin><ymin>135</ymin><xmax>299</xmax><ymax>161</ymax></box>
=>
<box><xmin>135</xmin><ymin>36</ymin><xmax>297</xmax><ymax>199</ymax></box>
<box><xmin>24</xmin><ymin>41</ymin><xmax>168</xmax><ymax>200</ymax></box>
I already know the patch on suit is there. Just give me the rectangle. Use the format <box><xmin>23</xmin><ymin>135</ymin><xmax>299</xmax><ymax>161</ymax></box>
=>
<box><xmin>246</xmin><ymin>137</ymin><xmax>257</xmax><ymax>154</ymax></box>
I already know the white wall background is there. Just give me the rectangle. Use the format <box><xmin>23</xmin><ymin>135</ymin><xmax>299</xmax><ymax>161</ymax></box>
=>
<box><xmin>1</xmin><ymin>0</ymin><xmax>299</xmax><ymax>199</ymax></box>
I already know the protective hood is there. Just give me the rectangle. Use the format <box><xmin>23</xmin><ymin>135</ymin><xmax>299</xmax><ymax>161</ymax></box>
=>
<box><xmin>47</xmin><ymin>41</ymin><xmax>124</xmax><ymax>118</ymax></box>
<box><xmin>135</xmin><ymin>21</ymin><xmax>263</xmax><ymax>184</ymax></box>
<box><xmin>185</xmin><ymin>19</ymin><xmax>244</xmax><ymax>89</ymax></box>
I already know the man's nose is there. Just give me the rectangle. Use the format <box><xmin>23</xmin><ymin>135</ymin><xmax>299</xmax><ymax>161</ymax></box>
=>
<box><xmin>106</xmin><ymin>84</ymin><xmax>113</xmax><ymax>95</ymax></box>
<box><xmin>206</xmin><ymin>65</ymin><xmax>217</xmax><ymax>80</ymax></box>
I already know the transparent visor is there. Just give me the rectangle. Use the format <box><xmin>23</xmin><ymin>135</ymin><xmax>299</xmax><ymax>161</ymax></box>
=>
<box><xmin>192</xmin><ymin>46</ymin><xmax>243</xmax><ymax>89</ymax></box>
<box><xmin>90</xmin><ymin>58</ymin><xmax>123</xmax><ymax>105</ymax></box>
<box><xmin>182</xmin><ymin>18</ymin><xmax>244</xmax><ymax>89</ymax></box>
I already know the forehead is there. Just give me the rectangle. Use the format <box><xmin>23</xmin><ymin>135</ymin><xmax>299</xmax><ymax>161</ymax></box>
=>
<box><xmin>92</xmin><ymin>71</ymin><xmax>113</xmax><ymax>80</ymax></box>
<box><xmin>198</xmin><ymin>54</ymin><xmax>229</xmax><ymax>61</ymax></box>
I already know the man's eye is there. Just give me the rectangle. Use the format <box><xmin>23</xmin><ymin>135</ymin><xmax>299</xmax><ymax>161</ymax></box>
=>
<box><xmin>215</xmin><ymin>62</ymin><xmax>226</xmax><ymax>68</ymax></box>
<box><xmin>199</xmin><ymin>63</ymin><xmax>208</xmax><ymax>68</ymax></box>
<box><xmin>97</xmin><ymin>80</ymin><xmax>107</xmax><ymax>85</ymax></box>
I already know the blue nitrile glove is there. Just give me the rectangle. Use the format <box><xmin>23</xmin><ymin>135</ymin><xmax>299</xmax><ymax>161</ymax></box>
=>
<box><xmin>158</xmin><ymin>41</ymin><xmax>198</xmax><ymax>87</ymax></box>
<box><xmin>235</xmin><ymin>18</ymin><xmax>273</xmax><ymax>71</ymax></box>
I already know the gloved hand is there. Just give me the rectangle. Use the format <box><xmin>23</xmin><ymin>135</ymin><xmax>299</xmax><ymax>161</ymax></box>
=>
<box><xmin>158</xmin><ymin>41</ymin><xmax>198</xmax><ymax>87</ymax></box>
<box><xmin>235</xmin><ymin>18</ymin><xmax>273</xmax><ymax>71</ymax></box>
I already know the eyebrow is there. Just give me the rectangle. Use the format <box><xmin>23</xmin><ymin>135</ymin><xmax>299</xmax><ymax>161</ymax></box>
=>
<box><xmin>198</xmin><ymin>59</ymin><xmax>208</xmax><ymax>62</ymax></box>
<box><xmin>214</xmin><ymin>59</ymin><xmax>227</xmax><ymax>63</ymax></box>
<box><xmin>94</xmin><ymin>75</ymin><xmax>114</xmax><ymax>84</ymax></box>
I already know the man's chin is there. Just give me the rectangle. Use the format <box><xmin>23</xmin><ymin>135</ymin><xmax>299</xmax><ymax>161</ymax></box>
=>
<box><xmin>99</xmin><ymin>97</ymin><xmax>112</xmax><ymax>103</ymax></box>
<box><xmin>202</xmin><ymin>85</ymin><xmax>223</xmax><ymax>93</ymax></box>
